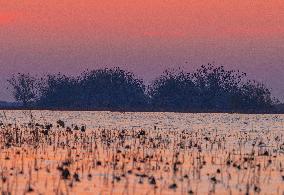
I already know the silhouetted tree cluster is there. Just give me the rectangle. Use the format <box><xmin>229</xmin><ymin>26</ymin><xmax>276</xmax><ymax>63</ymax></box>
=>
<box><xmin>149</xmin><ymin>65</ymin><xmax>276</xmax><ymax>112</ymax></box>
<box><xmin>8</xmin><ymin>65</ymin><xmax>277</xmax><ymax>113</ymax></box>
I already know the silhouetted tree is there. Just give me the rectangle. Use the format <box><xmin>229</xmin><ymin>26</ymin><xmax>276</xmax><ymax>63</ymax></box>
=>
<box><xmin>148</xmin><ymin>69</ymin><xmax>198</xmax><ymax>111</ymax></box>
<box><xmin>37</xmin><ymin>73</ymin><xmax>80</xmax><ymax>108</ymax></box>
<box><xmin>7</xmin><ymin>73</ymin><xmax>37</xmax><ymax>107</ymax></box>
<box><xmin>192</xmin><ymin>64</ymin><xmax>246</xmax><ymax>111</ymax></box>
<box><xmin>235</xmin><ymin>80</ymin><xmax>275</xmax><ymax>112</ymax></box>
<box><xmin>79</xmin><ymin>68</ymin><xmax>148</xmax><ymax>110</ymax></box>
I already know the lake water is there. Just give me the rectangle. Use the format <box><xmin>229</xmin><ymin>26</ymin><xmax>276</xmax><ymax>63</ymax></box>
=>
<box><xmin>1</xmin><ymin>110</ymin><xmax>283</xmax><ymax>132</ymax></box>
<box><xmin>0</xmin><ymin>110</ymin><xmax>283</xmax><ymax>194</ymax></box>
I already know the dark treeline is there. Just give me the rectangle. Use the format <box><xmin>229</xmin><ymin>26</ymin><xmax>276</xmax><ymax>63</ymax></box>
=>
<box><xmin>7</xmin><ymin>64</ymin><xmax>278</xmax><ymax>113</ymax></box>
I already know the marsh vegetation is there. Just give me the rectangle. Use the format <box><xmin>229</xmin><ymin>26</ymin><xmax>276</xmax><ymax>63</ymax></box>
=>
<box><xmin>0</xmin><ymin>111</ymin><xmax>283</xmax><ymax>194</ymax></box>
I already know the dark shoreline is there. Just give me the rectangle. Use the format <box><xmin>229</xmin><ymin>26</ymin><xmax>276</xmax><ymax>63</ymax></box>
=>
<box><xmin>0</xmin><ymin>107</ymin><xmax>283</xmax><ymax>114</ymax></box>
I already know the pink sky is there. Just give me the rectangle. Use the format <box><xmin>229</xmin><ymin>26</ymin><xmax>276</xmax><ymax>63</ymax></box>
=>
<box><xmin>0</xmin><ymin>0</ymin><xmax>283</xmax><ymax>101</ymax></box>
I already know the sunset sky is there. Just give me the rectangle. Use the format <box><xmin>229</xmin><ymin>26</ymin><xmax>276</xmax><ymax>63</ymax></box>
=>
<box><xmin>0</xmin><ymin>0</ymin><xmax>283</xmax><ymax>101</ymax></box>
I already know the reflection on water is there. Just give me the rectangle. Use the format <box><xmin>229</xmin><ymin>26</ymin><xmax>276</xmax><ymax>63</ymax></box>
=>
<box><xmin>0</xmin><ymin>110</ymin><xmax>283</xmax><ymax>194</ymax></box>
<box><xmin>1</xmin><ymin>110</ymin><xmax>283</xmax><ymax>132</ymax></box>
